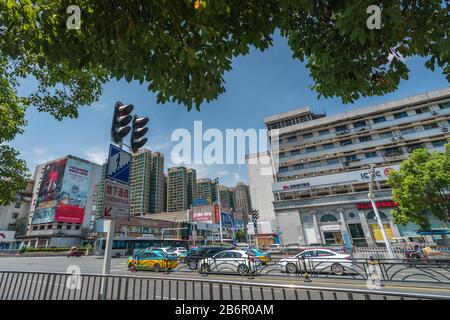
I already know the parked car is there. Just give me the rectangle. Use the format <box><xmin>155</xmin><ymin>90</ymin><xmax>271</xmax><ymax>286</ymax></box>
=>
<box><xmin>198</xmin><ymin>249</ymin><xmax>261</xmax><ymax>275</ymax></box>
<box><xmin>279</xmin><ymin>249</ymin><xmax>353</xmax><ymax>275</ymax></box>
<box><xmin>247</xmin><ymin>248</ymin><xmax>271</xmax><ymax>264</ymax></box>
<box><xmin>128</xmin><ymin>250</ymin><xmax>179</xmax><ymax>272</ymax></box>
<box><xmin>166</xmin><ymin>247</ymin><xmax>188</xmax><ymax>257</ymax></box>
<box><xmin>183</xmin><ymin>246</ymin><xmax>231</xmax><ymax>269</ymax></box>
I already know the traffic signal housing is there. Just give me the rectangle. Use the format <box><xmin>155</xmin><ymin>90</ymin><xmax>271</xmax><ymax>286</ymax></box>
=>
<box><xmin>251</xmin><ymin>209</ymin><xmax>259</xmax><ymax>228</ymax></box>
<box><xmin>111</xmin><ymin>102</ymin><xmax>134</xmax><ymax>144</ymax></box>
<box><xmin>130</xmin><ymin>114</ymin><xmax>149</xmax><ymax>153</ymax></box>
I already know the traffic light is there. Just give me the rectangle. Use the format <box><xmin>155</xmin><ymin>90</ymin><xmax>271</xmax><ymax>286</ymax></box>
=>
<box><xmin>130</xmin><ymin>114</ymin><xmax>149</xmax><ymax>153</ymax></box>
<box><xmin>251</xmin><ymin>209</ymin><xmax>259</xmax><ymax>228</ymax></box>
<box><xmin>111</xmin><ymin>101</ymin><xmax>134</xmax><ymax>144</ymax></box>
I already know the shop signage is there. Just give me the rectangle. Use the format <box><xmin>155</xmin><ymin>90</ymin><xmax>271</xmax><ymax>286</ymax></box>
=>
<box><xmin>321</xmin><ymin>225</ymin><xmax>341</xmax><ymax>232</ymax></box>
<box><xmin>356</xmin><ymin>201</ymin><xmax>398</xmax><ymax>210</ymax></box>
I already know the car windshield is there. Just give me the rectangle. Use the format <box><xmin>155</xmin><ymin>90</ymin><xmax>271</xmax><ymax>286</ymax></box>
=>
<box><xmin>166</xmin><ymin>248</ymin><xmax>176</xmax><ymax>252</ymax></box>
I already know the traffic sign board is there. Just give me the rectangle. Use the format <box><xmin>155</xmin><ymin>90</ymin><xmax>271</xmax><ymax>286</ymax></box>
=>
<box><xmin>107</xmin><ymin>144</ymin><xmax>131</xmax><ymax>185</ymax></box>
<box><xmin>102</xmin><ymin>180</ymin><xmax>130</xmax><ymax>220</ymax></box>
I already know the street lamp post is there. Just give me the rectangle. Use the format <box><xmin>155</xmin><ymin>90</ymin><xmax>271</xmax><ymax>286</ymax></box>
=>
<box><xmin>368</xmin><ymin>164</ymin><xmax>395</xmax><ymax>259</ymax></box>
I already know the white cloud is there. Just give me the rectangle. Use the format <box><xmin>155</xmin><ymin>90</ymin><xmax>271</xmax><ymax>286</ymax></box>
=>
<box><xmin>32</xmin><ymin>147</ymin><xmax>49</xmax><ymax>156</ymax></box>
<box><xmin>85</xmin><ymin>148</ymin><xmax>108</xmax><ymax>165</ymax></box>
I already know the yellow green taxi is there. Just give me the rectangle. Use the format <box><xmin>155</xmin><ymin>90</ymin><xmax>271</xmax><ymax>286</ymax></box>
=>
<box><xmin>128</xmin><ymin>250</ymin><xmax>179</xmax><ymax>272</ymax></box>
<box><xmin>248</xmin><ymin>248</ymin><xmax>272</xmax><ymax>264</ymax></box>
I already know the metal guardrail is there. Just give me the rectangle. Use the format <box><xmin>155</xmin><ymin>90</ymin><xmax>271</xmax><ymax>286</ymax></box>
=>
<box><xmin>148</xmin><ymin>256</ymin><xmax>450</xmax><ymax>284</ymax></box>
<box><xmin>1</xmin><ymin>271</ymin><xmax>448</xmax><ymax>300</ymax></box>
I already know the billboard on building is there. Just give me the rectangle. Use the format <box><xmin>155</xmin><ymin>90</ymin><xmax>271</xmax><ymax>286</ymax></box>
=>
<box><xmin>32</xmin><ymin>158</ymin><xmax>68</xmax><ymax>224</ymax></box>
<box><xmin>54</xmin><ymin>158</ymin><xmax>93</xmax><ymax>224</ymax></box>
<box><xmin>192</xmin><ymin>210</ymin><xmax>213</xmax><ymax>224</ymax></box>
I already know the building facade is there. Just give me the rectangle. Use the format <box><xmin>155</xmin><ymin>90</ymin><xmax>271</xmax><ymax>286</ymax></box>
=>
<box><xmin>150</xmin><ymin>152</ymin><xmax>165</xmax><ymax>214</ymax></box>
<box><xmin>167</xmin><ymin>167</ymin><xmax>189</xmax><ymax>212</ymax></box>
<box><xmin>22</xmin><ymin>155</ymin><xmax>102</xmax><ymax>248</ymax></box>
<box><xmin>187</xmin><ymin>168</ymin><xmax>197</xmax><ymax>208</ymax></box>
<box><xmin>0</xmin><ymin>180</ymin><xmax>34</xmax><ymax>237</ymax></box>
<box><xmin>196</xmin><ymin>178</ymin><xmax>217</xmax><ymax>205</ymax></box>
<box><xmin>265</xmin><ymin>88</ymin><xmax>450</xmax><ymax>247</ymax></box>
<box><xmin>130</xmin><ymin>149</ymin><xmax>152</xmax><ymax>216</ymax></box>
<box><xmin>234</xmin><ymin>182</ymin><xmax>252</xmax><ymax>215</ymax></box>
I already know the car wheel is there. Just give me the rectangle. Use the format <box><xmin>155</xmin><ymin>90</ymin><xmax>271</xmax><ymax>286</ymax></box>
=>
<box><xmin>153</xmin><ymin>263</ymin><xmax>162</xmax><ymax>272</ymax></box>
<box><xmin>331</xmin><ymin>263</ymin><xmax>344</xmax><ymax>275</ymax></box>
<box><xmin>188</xmin><ymin>261</ymin><xmax>198</xmax><ymax>270</ymax></box>
<box><xmin>200</xmin><ymin>263</ymin><xmax>211</xmax><ymax>273</ymax></box>
<box><xmin>286</xmin><ymin>263</ymin><xmax>298</xmax><ymax>274</ymax></box>
<box><xmin>237</xmin><ymin>264</ymin><xmax>249</xmax><ymax>275</ymax></box>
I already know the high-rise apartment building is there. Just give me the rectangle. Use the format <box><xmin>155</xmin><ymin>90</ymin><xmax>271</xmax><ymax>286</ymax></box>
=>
<box><xmin>187</xmin><ymin>168</ymin><xmax>197</xmax><ymax>208</ymax></box>
<box><xmin>265</xmin><ymin>88</ymin><xmax>450</xmax><ymax>246</ymax></box>
<box><xmin>196</xmin><ymin>178</ymin><xmax>218</xmax><ymax>205</ymax></box>
<box><xmin>150</xmin><ymin>152</ymin><xmax>165</xmax><ymax>214</ymax></box>
<box><xmin>167</xmin><ymin>167</ymin><xmax>189</xmax><ymax>212</ymax></box>
<box><xmin>129</xmin><ymin>149</ymin><xmax>152</xmax><ymax>216</ymax></box>
<box><xmin>234</xmin><ymin>182</ymin><xmax>252</xmax><ymax>215</ymax></box>
<box><xmin>218</xmin><ymin>185</ymin><xmax>235</xmax><ymax>209</ymax></box>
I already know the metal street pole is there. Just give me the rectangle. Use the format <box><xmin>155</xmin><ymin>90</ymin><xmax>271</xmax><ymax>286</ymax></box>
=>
<box><xmin>100</xmin><ymin>219</ymin><xmax>114</xmax><ymax>298</ymax></box>
<box><xmin>215</xmin><ymin>178</ymin><xmax>223</xmax><ymax>244</ymax></box>
<box><xmin>368</xmin><ymin>164</ymin><xmax>395</xmax><ymax>259</ymax></box>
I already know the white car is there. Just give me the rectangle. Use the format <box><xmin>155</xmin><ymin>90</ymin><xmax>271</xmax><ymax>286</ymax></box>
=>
<box><xmin>166</xmin><ymin>247</ymin><xmax>188</xmax><ymax>256</ymax></box>
<box><xmin>199</xmin><ymin>249</ymin><xmax>261</xmax><ymax>275</ymax></box>
<box><xmin>279</xmin><ymin>249</ymin><xmax>353</xmax><ymax>275</ymax></box>
<box><xmin>146</xmin><ymin>247</ymin><xmax>176</xmax><ymax>256</ymax></box>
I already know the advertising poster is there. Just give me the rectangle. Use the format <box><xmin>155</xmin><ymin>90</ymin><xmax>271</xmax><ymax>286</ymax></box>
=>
<box><xmin>221</xmin><ymin>212</ymin><xmax>234</xmax><ymax>228</ymax></box>
<box><xmin>55</xmin><ymin>158</ymin><xmax>92</xmax><ymax>224</ymax></box>
<box><xmin>192</xmin><ymin>211</ymin><xmax>213</xmax><ymax>224</ymax></box>
<box><xmin>32</xmin><ymin>159</ymin><xmax>67</xmax><ymax>224</ymax></box>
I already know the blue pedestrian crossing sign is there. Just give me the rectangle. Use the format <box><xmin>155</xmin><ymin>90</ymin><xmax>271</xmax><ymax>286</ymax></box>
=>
<box><xmin>107</xmin><ymin>144</ymin><xmax>131</xmax><ymax>185</ymax></box>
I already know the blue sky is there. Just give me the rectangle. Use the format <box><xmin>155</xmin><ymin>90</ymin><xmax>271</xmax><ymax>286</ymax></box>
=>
<box><xmin>11</xmin><ymin>32</ymin><xmax>450</xmax><ymax>187</ymax></box>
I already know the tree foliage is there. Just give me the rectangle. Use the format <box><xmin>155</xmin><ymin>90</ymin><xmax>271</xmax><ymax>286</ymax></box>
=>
<box><xmin>388</xmin><ymin>144</ymin><xmax>450</xmax><ymax>229</ymax></box>
<box><xmin>0</xmin><ymin>0</ymin><xmax>449</xmax><ymax>203</ymax></box>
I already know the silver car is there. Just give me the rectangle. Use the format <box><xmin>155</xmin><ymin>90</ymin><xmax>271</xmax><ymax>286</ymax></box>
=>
<box><xmin>279</xmin><ymin>249</ymin><xmax>353</xmax><ymax>275</ymax></box>
<box><xmin>199</xmin><ymin>249</ymin><xmax>261</xmax><ymax>275</ymax></box>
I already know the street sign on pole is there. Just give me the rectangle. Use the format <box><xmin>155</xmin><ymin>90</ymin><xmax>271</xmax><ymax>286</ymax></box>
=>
<box><xmin>107</xmin><ymin>144</ymin><xmax>131</xmax><ymax>185</ymax></box>
<box><xmin>102</xmin><ymin>180</ymin><xmax>130</xmax><ymax>220</ymax></box>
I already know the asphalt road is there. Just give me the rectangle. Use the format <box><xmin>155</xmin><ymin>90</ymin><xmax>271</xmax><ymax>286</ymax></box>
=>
<box><xmin>1</xmin><ymin>256</ymin><xmax>449</xmax><ymax>299</ymax></box>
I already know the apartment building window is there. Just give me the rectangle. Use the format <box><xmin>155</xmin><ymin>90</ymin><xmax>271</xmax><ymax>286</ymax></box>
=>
<box><xmin>353</xmin><ymin>120</ymin><xmax>367</xmax><ymax>128</ymax></box>
<box><xmin>423</xmin><ymin>123</ymin><xmax>438</xmax><ymax>130</ymax></box>
<box><xmin>57</xmin><ymin>224</ymin><xmax>63</xmax><ymax>230</ymax></box>
<box><xmin>14</xmin><ymin>202</ymin><xmax>21</xmax><ymax>209</ymax></box>
<box><xmin>75</xmin><ymin>225</ymin><xmax>81</xmax><ymax>230</ymax></box>
<box><xmin>279</xmin><ymin>152</ymin><xmax>287</xmax><ymax>158</ymax></box>
<box><xmin>432</xmin><ymin>139</ymin><xmax>448</xmax><ymax>147</ymax></box>
<box><xmin>379</xmin><ymin>131</ymin><xmax>393</xmax><ymax>139</ymax></box>
<box><xmin>323</xmin><ymin>143</ymin><xmax>334</xmax><ymax>150</ymax></box>
<box><xmin>359</xmin><ymin>135</ymin><xmax>372</xmax><ymax>142</ymax></box>
<box><xmin>335</xmin><ymin>125</ymin><xmax>348</xmax><ymax>132</ymax></box>
<box><xmin>327</xmin><ymin>158</ymin><xmax>339</xmax><ymax>165</ymax></box>
<box><xmin>319</xmin><ymin>129</ymin><xmax>329</xmax><ymax>136</ymax></box>
<box><xmin>345</xmin><ymin>155</ymin><xmax>358</xmax><ymax>162</ymax></box>
<box><xmin>291</xmin><ymin>150</ymin><xmax>301</xmax><ymax>156</ymax></box>
<box><xmin>293</xmin><ymin>164</ymin><xmax>304</xmax><ymax>170</ymax></box>
<box><xmin>439</xmin><ymin>103</ymin><xmax>450</xmax><ymax>109</ymax></box>
<box><xmin>66</xmin><ymin>224</ymin><xmax>72</xmax><ymax>230</ymax></box>
<box><xmin>279</xmin><ymin>166</ymin><xmax>289</xmax><ymax>173</ymax></box>
<box><xmin>393</xmin><ymin>111</ymin><xmax>408</xmax><ymax>119</ymax></box>
<box><xmin>32</xmin><ymin>226</ymin><xmax>38</xmax><ymax>231</ymax></box>
<box><xmin>12</xmin><ymin>213</ymin><xmax>19</xmax><ymax>219</ymax></box>
<box><xmin>415</xmin><ymin>106</ymin><xmax>430</xmax><ymax>114</ymax></box>
<box><xmin>384</xmin><ymin>147</ymin><xmax>403</xmax><ymax>157</ymax></box>
<box><xmin>46</xmin><ymin>225</ymin><xmax>52</xmax><ymax>229</ymax></box>
<box><xmin>407</xmin><ymin>143</ymin><xmax>424</xmax><ymax>152</ymax></box>
<box><xmin>306</xmin><ymin>146</ymin><xmax>317</xmax><ymax>153</ymax></box>
<box><xmin>400</xmin><ymin>127</ymin><xmax>416</xmax><ymax>135</ymax></box>
<box><xmin>303</xmin><ymin>133</ymin><xmax>313</xmax><ymax>139</ymax></box>
<box><xmin>373</xmin><ymin>116</ymin><xmax>386</xmax><ymax>124</ymax></box>
<box><xmin>310</xmin><ymin>161</ymin><xmax>321</xmax><ymax>168</ymax></box>
<box><xmin>39</xmin><ymin>225</ymin><xmax>45</xmax><ymax>230</ymax></box>
<box><xmin>287</xmin><ymin>136</ymin><xmax>297</xmax><ymax>143</ymax></box>
<box><xmin>365</xmin><ymin>152</ymin><xmax>378</xmax><ymax>158</ymax></box>
<box><xmin>340</xmin><ymin>139</ymin><xmax>352</xmax><ymax>146</ymax></box>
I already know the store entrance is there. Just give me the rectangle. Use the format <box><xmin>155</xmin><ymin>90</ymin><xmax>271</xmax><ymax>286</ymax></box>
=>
<box><xmin>323</xmin><ymin>232</ymin><xmax>343</xmax><ymax>245</ymax></box>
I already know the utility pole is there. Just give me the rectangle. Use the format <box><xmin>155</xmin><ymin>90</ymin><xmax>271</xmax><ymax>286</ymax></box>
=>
<box><xmin>368</xmin><ymin>164</ymin><xmax>394</xmax><ymax>259</ymax></box>
<box><xmin>215</xmin><ymin>178</ymin><xmax>223</xmax><ymax>243</ymax></box>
